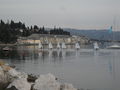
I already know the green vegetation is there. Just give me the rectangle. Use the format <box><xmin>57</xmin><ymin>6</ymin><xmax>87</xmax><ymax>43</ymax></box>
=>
<box><xmin>0</xmin><ymin>20</ymin><xmax>70</xmax><ymax>44</ymax></box>
<box><xmin>0</xmin><ymin>20</ymin><xmax>17</xmax><ymax>44</ymax></box>
<box><xmin>50</xmin><ymin>27</ymin><xmax>70</xmax><ymax>35</ymax></box>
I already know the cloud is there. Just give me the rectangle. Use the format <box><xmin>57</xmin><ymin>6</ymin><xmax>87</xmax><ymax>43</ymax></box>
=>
<box><xmin>0</xmin><ymin>0</ymin><xmax>120</xmax><ymax>29</ymax></box>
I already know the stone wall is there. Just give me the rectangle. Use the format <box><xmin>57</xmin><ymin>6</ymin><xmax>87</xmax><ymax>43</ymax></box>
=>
<box><xmin>18</xmin><ymin>34</ymin><xmax>89</xmax><ymax>45</ymax></box>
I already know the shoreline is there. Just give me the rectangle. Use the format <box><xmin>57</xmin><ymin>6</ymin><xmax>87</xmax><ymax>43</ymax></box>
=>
<box><xmin>0</xmin><ymin>60</ymin><xmax>77</xmax><ymax>90</ymax></box>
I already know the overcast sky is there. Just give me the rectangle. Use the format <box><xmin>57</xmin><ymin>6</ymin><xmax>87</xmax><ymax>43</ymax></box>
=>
<box><xmin>0</xmin><ymin>0</ymin><xmax>120</xmax><ymax>29</ymax></box>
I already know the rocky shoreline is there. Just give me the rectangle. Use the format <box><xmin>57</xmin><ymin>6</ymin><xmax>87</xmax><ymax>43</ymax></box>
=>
<box><xmin>0</xmin><ymin>60</ymin><xmax>77</xmax><ymax>90</ymax></box>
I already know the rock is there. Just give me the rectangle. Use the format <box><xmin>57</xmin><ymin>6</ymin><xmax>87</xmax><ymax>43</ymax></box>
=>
<box><xmin>30</xmin><ymin>84</ymin><xmax>35</xmax><ymax>90</ymax></box>
<box><xmin>8</xmin><ymin>69</ymin><xmax>20</xmax><ymax>77</ymax></box>
<box><xmin>60</xmin><ymin>83</ymin><xmax>77</xmax><ymax>90</ymax></box>
<box><xmin>0</xmin><ymin>69</ymin><xmax>11</xmax><ymax>83</ymax></box>
<box><xmin>8</xmin><ymin>68</ymin><xmax>28</xmax><ymax>79</ymax></box>
<box><xmin>0</xmin><ymin>66</ymin><xmax>13</xmax><ymax>90</ymax></box>
<box><xmin>7</xmin><ymin>78</ymin><xmax>31</xmax><ymax>90</ymax></box>
<box><xmin>9</xmin><ymin>65</ymin><xmax>16</xmax><ymax>68</ymax></box>
<box><xmin>27</xmin><ymin>74</ymin><xmax>38</xmax><ymax>83</ymax></box>
<box><xmin>33</xmin><ymin>73</ymin><xmax>77</xmax><ymax>90</ymax></box>
<box><xmin>33</xmin><ymin>73</ymin><xmax>60</xmax><ymax>90</ymax></box>
<box><xmin>0</xmin><ymin>61</ymin><xmax>28</xmax><ymax>90</ymax></box>
<box><xmin>0</xmin><ymin>60</ymin><xmax>5</xmax><ymax>66</ymax></box>
<box><xmin>0</xmin><ymin>60</ymin><xmax>11</xmax><ymax>72</ymax></box>
<box><xmin>0</xmin><ymin>82</ymin><xmax>10</xmax><ymax>90</ymax></box>
<box><xmin>0</xmin><ymin>61</ymin><xmax>78</xmax><ymax>90</ymax></box>
<box><xmin>6</xmin><ymin>86</ymin><xmax>18</xmax><ymax>90</ymax></box>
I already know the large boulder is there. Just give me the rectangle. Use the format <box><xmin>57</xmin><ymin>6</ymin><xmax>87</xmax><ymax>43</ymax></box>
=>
<box><xmin>0</xmin><ymin>61</ymin><xmax>31</xmax><ymax>90</ymax></box>
<box><xmin>33</xmin><ymin>73</ymin><xmax>77</xmax><ymax>90</ymax></box>
<box><xmin>7</xmin><ymin>78</ymin><xmax>31</xmax><ymax>90</ymax></box>
<box><xmin>0</xmin><ymin>61</ymin><xmax>77</xmax><ymax>90</ymax></box>
<box><xmin>0</xmin><ymin>65</ymin><xmax>13</xmax><ymax>90</ymax></box>
<box><xmin>33</xmin><ymin>73</ymin><xmax>60</xmax><ymax>90</ymax></box>
<box><xmin>60</xmin><ymin>83</ymin><xmax>77</xmax><ymax>90</ymax></box>
<box><xmin>8</xmin><ymin>68</ymin><xmax>28</xmax><ymax>79</ymax></box>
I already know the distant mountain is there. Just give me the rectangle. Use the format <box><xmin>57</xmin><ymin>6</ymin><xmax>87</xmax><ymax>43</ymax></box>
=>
<box><xmin>64</xmin><ymin>28</ymin><xmax>120</xmax><ymax>41</ymax></box>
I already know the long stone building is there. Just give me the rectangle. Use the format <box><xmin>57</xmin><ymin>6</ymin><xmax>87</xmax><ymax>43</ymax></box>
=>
<box><xmin>17</xmin><ymin>34</ymin><xmax>90</xmax><ymax>45</ymax></box>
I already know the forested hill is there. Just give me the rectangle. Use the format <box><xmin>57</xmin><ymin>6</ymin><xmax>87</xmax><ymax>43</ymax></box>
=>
<box><xmin>0</xmin><ymin>20</ymin><xmax>70</xmax><ymax>44</ymax></box>
<box><xmin>64</xmin><ymin>28</ymin><xmax>120</xmax><ymax>41</ymax></box>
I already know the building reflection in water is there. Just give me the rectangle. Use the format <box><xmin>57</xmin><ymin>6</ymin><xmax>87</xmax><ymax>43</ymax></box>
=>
<box><xmin>1</xmin><ymin>45</ymin><xmax>120</xmax><ymax>90</ymax></box>
<box><xmin>0</xmin><ymin>47</ymin><xmax>117</xmax><ymax>81</ymax></box>
<box><xmin>93</xmin><ymin>50</ymin><xmax>116</xmax><ymax>80</ymax></box>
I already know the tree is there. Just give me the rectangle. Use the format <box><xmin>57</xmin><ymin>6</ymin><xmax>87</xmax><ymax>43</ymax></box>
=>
<box><xmin>34</xmin><ymin>25</ymin><xmax>39</xmax><ymax>30</ymax></box>
<box><xmin>49</xmin><ymin>27</ymin><xmax>70</xmax><ymax>35</ymax></box>
<box><xmin>0</xmin><ymin>23</ymin><xmax>17</xmax><ymax>43</ymax></box>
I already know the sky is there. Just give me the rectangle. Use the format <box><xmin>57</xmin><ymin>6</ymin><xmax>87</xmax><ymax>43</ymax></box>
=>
<box><xmin>0</xmin><ymin>0</ymin><xmax>120</xmax><ymax>30</ymax></box>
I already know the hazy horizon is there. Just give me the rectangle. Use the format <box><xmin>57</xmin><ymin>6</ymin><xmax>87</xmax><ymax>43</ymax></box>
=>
<box><xmin>0</xmin><ymin>0</ymin><xmax>120</xmax><ymax>30</ymax></box>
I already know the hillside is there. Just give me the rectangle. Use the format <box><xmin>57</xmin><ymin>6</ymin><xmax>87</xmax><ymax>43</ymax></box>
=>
<box><xmin>64</xmin><ymin>28</ymin><xmax>120</xmax><ymax>41</ymax></box>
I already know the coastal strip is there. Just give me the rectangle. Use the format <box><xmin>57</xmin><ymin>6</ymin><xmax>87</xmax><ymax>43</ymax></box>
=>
<box><xmin>0</xmin><ymin>60</ymin><xmax>77</xmax><ymax>90</ymax></box>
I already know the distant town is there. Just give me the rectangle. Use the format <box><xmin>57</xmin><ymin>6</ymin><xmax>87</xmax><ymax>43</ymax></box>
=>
<box><xmin>1</xmin><ymin>20</ymin><xmax>120</xmax><ymax>47</ymax></box>
<box><xmin>0</xmin><ymin>20</ymin><xmax>89</xmax><ymax>46</ymax></box>
<box><xmin>0</xmin><ymin>20</ymin><xmax>71</xmax><ymax>44</ymax></box>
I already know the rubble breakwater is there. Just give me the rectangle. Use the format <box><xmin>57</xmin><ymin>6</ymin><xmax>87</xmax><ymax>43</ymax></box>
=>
<box><xmin>0</xmin><ymin>60</ymin><xmax>77</xmax><ymax>90</ymax></box>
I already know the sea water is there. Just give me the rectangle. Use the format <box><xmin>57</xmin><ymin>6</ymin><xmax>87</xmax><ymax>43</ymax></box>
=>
<box><xmin>1</xmin><ymin>45</ymin><xmax>120</xmax><ymax>90</ymax></box>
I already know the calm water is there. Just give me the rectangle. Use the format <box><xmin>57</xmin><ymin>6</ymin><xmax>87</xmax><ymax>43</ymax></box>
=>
<box><xmin>0</xmin><ymin>45</ymin><xmax>120</xmax><ymax>90</ymax></box>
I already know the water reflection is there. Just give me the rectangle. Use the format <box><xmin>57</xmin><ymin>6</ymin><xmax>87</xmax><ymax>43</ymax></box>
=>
<box><xmin>93</xmin><ymin>50</ymin><xmax>115</xmax><ymax>76</ymax></box>
<box><xmin>0</xmin><ymin>49</ymin><xmax>20</xmax><ymax>59</ymax></box>
<box><xmin>0</xmin><ymin>46</ymin><xmax>120</xmax><ymax>90</ymax></box>
<box><xmin>93</xmin><ymin>50</ymin><xmax>120</xmax><ymax>90</ymax></box>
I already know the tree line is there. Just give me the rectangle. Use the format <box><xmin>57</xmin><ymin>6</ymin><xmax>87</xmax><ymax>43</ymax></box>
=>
<box><xmin>0</xmin><ymin>20</ymin><xmax>70</xmax><ymax>44</ymax></box>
